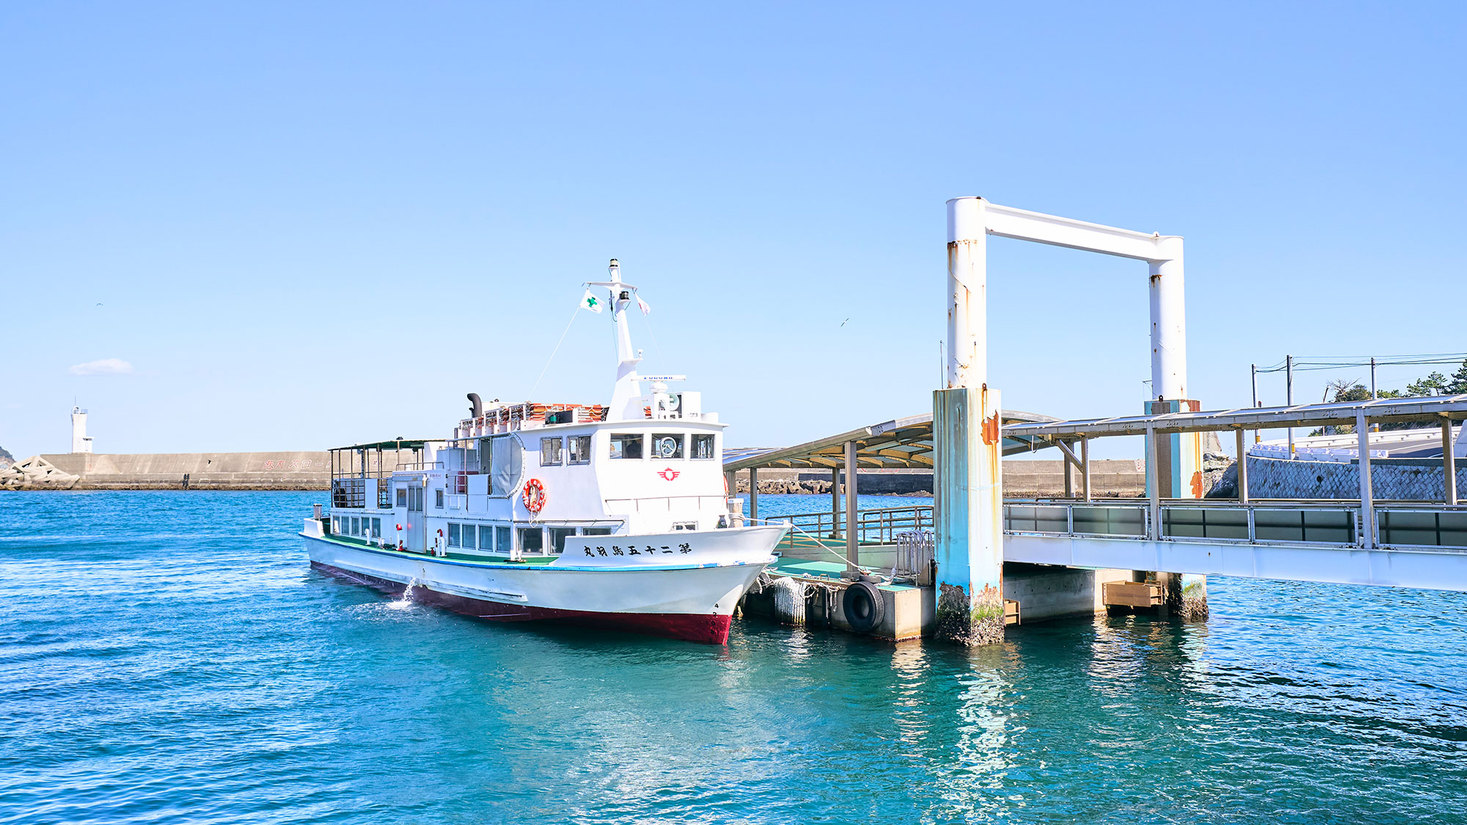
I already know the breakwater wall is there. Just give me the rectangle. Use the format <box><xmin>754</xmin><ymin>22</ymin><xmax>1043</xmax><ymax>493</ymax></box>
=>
<box><xmin>11</xmin><ymin>453</ymin><xmax>1149</xmax><ymax>496</ymax></box>
<box><xmin>37</xmin><ymin>452</ymin><xmax>331</xmax><ymax>490</ymax></box>
<box><xmin>1209</xmin><ymin>456</ymin><xmax>1467</xmax><ymax>501</ymax></box>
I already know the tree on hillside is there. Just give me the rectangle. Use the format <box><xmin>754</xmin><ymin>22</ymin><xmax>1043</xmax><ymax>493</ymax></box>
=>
<box><xmin>1406</xmin><ymin>371</ymin><xmax>1449</xmax><ymax>397</ymax></box>
<box><xmin>1449</xmin><ymin>359</ymin><xmax>1467</xmax><ymax>395</ymax></box>
<box><xmin>1311</xmin><ymin>382</ymin><xmax>1373</xmax><ymax>435</ymax></box>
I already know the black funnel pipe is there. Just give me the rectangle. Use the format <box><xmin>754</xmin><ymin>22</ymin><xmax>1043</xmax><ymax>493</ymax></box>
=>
<box><xmin>468</xmin><ymin>393</ymin><xmax>483</xmax><ymax>418</ymax></box>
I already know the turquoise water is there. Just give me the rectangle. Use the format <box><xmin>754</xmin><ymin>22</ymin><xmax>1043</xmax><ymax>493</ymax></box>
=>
<box><xmin>3</xmin><ymin>491</ymin><xmax>1466</xmax><ymax>824</ymax></box>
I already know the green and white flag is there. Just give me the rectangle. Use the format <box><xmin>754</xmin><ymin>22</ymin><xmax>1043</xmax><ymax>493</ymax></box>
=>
<box><xmin>579</xmin><ymin>289</ymin><xmax>603</xmax><ymax>314</ymax></box>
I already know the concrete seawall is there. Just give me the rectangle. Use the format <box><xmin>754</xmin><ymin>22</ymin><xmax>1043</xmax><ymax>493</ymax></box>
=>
<box><xmin>40</xmin><ymin>452</ymin><xmax>331</xmax><ymax>490</ymax></box>
<box><xmin>735</xmin><ymin>460</ymin><xmax>1147</xmax><ymax>498</ymax></box>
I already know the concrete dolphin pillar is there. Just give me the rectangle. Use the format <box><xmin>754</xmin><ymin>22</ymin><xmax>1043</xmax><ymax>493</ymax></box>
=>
<box><xmin>935</xmin><ymin>197</ymin><xmax>1006</xmax><ymax>645</ymax></box>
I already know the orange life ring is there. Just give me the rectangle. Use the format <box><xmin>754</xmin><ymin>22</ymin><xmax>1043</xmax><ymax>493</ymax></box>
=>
<box><xmin>522</xmin><ymin>478</ymin><xmax>547</xmax><ymax>513</ymax></box>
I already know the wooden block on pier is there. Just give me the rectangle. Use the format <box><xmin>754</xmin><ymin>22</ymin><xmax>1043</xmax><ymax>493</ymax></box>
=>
<box><xmin>1102</xmin><ymin>581</ymin><xmax>1163</xmax><ymax>609</ymax></box>
<box><xmin>1004</xmin><ymin>599</ymin><xmax>1021</xmax><ymax>626</ymax></box>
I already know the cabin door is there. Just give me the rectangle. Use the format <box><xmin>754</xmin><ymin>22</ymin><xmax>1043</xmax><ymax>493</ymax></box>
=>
<box><xmin>405</xmin><ymin>486</ymin><xmax>426</xmax><ymax>551</ymax></box>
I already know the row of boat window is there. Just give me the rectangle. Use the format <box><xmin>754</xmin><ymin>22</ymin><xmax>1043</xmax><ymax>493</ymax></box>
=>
<box><xmin>337</xmin><ymin>516</ymin><xmax>383</xmax><ymax>539</ymax></box>
<box><xmin>540</xmin><ymin>432</ymin><xmax>716</xmax><ymax>465</ymax></box>
<box><xmin>445</xmin><ymin>521</ymin><xmax>613</xmax><ymax>554</ymax></box>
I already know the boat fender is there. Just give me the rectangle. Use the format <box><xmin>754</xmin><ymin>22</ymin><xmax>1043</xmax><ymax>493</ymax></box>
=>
<box><xmin>522</xmin><ymin>478</ymin><xmax>547</xmax><ymax>513</ymax></box>
<box><xmin>841</xmin><ymin>581</ymin><xmax>885</xmax><ymax>634</ymax></box>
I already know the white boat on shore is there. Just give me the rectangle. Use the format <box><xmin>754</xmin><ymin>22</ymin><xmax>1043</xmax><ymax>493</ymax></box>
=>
<box><xmin>300</xmin><ymin>260</ymin><xmax>785</xmax><ymax>643</ymax></box>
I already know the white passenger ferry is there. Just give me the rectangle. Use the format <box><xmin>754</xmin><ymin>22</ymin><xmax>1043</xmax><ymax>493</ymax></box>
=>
<box><xmin>300</xmin><ymin>260</ymin><xmax>786</xmax><ymax>644</ymax></box>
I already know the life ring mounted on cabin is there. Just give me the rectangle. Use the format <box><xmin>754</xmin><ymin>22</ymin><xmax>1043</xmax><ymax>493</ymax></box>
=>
<box><xmin>522</xmin><ymin>478</ymin><xmax>547</xmax><ymax>514</ymax></box>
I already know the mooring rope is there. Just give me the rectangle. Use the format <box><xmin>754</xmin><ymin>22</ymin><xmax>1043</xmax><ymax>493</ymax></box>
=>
<box><xmin>753</xmin><ymin>516</ymin><xmax>877</xmax><ymax>577</ymax></box>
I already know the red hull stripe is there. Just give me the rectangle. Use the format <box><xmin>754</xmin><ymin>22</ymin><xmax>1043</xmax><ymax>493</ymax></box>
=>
<box><xmin>311</xmin><ymin>562</ymin><xmax>734</xmax><ymax>645</ymax></box>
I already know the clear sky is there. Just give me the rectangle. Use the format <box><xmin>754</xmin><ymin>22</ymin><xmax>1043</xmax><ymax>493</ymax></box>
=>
<box><xmin>3</xmin><ymin>2</ymin><xmax>1464</xmax><ymax>457</ymax></box>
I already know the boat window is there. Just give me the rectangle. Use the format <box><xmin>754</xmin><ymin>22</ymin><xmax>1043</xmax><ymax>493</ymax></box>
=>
<box><xmin>547</xmin><ymin>527</ymin><xmax>575</xmax><ymax>554</ymax></box>
<box><xmin>332</xmin><ymin>517</ymin><xmax>341</xmax><ymax>534</ymax></box>
<box><xmin>479</xmin><ymin>526</ymin><xmax>495</xmax><ymax>551</ymax></box>
<box><xmin>448</xmin><ymin>523</ymin><xmax>461</xmax><ymax>547</ymax></box>
<box><xmin>371</xmin><ymin>518</ymin><xmax>382</xmax><ymax>538</ymax></box>
<box><xmin>463</xmin><ymin>524</ymin><xmax>477</xmax><ymax>548</ymax></box>
<box><xmin>519</xmin><ymin>527</ymin><xmax>544</xmax><ymax>554</ymax></box>
<box><xmin>583</xmin><ymin>527</ymin><xmax>613</xmax><ymax>536</ymax></box>
<box><xmin>610</xmin><ymin>433</ymin><xmax>644</xmax><ymax>459</ymax></box>
<box><xmin>540</xmin><ymin>437</ymin><xmax>563</xmax><ymax>466</ymax></box>
<box><xmin>568</xmin><ymin>435</ymin><xmax>592</xmax><ymax>464</ymax></box>
<box><xmin>435</xmin><ymin>489</ymin><xmax>444</xmax><ymax>509</ymax></box>
<box><xmin>396</xmin><ymin>488</ymin><xmax>407</xmax><ymax>507</ymax></box>
<box><xmin>350</xmin><ymin>517</ymin><xmax>360</xmax><ymax>536</ymax></box>
<box><xmin>652</xmin><ymin>433</ymin><xmax>684</xmax><ymax>460</ymax></box>
<box><xmin>495</xmin><ymin>526</ymin><xmax>511</xmax><ymax>553</ymax></box>
<box><xmin>691</xmin><ymin>434</ymin><xmax>716</xmax><ymax>460</ymax></box>
<box><xmin>478</xmin><ymin>438</ymin><xmax>493</xmax><ymax>480</ymax></box>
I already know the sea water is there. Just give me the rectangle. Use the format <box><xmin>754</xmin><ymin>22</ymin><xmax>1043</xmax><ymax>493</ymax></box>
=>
<box><xmin>1</xmin><ymin>491</ymin><xmax>1465</xmax><ymax>824</ymax></box>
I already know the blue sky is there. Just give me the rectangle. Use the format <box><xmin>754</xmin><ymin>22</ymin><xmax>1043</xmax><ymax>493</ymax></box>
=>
<box><xmin>2</xmin><ymin>2</ymin><xmax>1463</xmax><ymax>457</ymax></box>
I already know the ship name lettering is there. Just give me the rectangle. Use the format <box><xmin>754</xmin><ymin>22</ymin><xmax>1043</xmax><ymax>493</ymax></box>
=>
<box><xmin>612</xmin><ymin>547</ymin><xmax>624</xmax><ymax>556</ymax></box>
<box><xmin>598</xmin><ymin>546</ymin><xmax>608</xmax><ymax>556</ymax></box>
<box><xmin>678</xmin><ymin>543</ymin><xmax>692</xmax><ymax>554</ymax></box>
<box><xmin>583</xmin><ymin>547</ymin><xmax>594</xmax><ymax>557</ymax></box>
<box><xmin>627</xmin><ymin>546</ymin><xmax>640</xmax><ymax>555</ymax></box>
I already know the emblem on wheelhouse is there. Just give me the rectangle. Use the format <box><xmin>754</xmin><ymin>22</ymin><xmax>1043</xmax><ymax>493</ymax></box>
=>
<box><xmin>300</xmin><ymin>259</ymin><xmax>786</xmax><ymax>644</ymax></box>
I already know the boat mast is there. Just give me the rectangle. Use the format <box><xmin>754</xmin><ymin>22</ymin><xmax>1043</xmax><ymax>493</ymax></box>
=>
<box><xmin>606</xmin><ymin>258</ymin><xmax>644</xmax><ymax>420</ymax></box>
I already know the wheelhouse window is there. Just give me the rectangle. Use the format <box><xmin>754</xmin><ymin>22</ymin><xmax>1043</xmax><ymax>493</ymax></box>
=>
<box><xmin>540</xmin><ymin>437</ymin><xmax>564</xmax><ymax>466</ymax></box>
<box><xmin>547</xmin><ymin>527</ymin><xmax>576</xmax><ymax>554</ymax></box>
<box><xmin>610</xmin><ymin>433</ymin><xmax>644</xmax><ymax>460</ymax></box>
<box><xmin>568</xmin><ymin>435</ymin><xmax>592</xmax><ymax>464</ymax></box>
<box><xmin>691</xmin><ymin>434</ymin><xmax>716</xmax><ymax>460</ymax></box>
<box><xmin>652</xmin><ymin>433</ymin><xmax>684</xmax><ymax>460</ymax></box>
<box><xmin>519</xmin><ymin>527</ymin><xmax>544</xmax><ymax>554</ymax></box>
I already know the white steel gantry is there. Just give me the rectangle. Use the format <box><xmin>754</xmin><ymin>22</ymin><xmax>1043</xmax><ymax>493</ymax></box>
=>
<box><xmin>938</xmin><ymin>197</ymin><xmax>1199</xmax><ymax>643</ymax></box>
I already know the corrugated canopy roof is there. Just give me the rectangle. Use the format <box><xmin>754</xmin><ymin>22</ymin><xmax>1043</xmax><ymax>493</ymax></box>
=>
<box><xmin>330</xmin><ymin>439</ymin><xmax>434</xmax><ymax>452</ymax></box>
<box><xmin>1003</xmin><ymin>395</ymin><xmax>1467</xmax><ymax>440</ymax></box>
<box><xmin>723</xmin><ymin>410</ymin><xmax>1059</xmax><ymax>472</ymax></box>
<box><xmin>723</xmin><ymin>396</ymin><xmax>1467</xmax><ymax>472</ymax></box>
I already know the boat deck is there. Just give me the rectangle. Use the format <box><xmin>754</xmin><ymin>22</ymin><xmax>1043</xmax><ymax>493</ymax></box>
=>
<box><xmin>317</xmin><ymin>534</ymin><xmax>561</xmax><ymax>565</ymax></box>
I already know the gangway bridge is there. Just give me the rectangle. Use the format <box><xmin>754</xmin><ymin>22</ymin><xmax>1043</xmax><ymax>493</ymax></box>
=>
<box><xmin>728</xmin><ymin>393</ymin><xmax>1467</xmax><ymax>593</ymax></box>
<box><xmin>735</xmin><ymin>196</ymin><xmax>1467</xmax><ymax>644</ymax></box>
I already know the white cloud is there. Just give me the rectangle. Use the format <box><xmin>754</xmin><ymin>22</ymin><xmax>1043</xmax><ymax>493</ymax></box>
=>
<box><xmin>69</xmin><ymin>358</ymin><xmax>134</xmax><ymax>376</ymax></box>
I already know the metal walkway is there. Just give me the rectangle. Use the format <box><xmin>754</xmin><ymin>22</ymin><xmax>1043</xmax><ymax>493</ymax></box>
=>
<box><xmin>737</xmin><ymin>395</ymin><xmax>1467</xmax><ymax>592</ymax></box>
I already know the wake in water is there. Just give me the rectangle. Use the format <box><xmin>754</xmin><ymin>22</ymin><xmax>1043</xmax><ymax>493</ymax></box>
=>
<box><xmin>387</xmin><ymin>578</ymin><xmax>418</xmax><ymax>611</ymax></box>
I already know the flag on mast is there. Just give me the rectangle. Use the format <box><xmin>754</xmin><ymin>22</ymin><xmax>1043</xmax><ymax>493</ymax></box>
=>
<box><xmin>579</xmin><ymin>289</ymin><xmax>603</xmax><ymax>314</ymax></box>
<box><xmin>635</xmin><ymin>294</ymin><xmax>651</xmax><ymax>316</ymax></box>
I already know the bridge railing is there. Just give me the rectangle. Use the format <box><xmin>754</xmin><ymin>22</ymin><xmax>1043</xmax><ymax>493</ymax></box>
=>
<box><xmin>771</xmin><ymin>499</ymin><xmax>1467</xmax><ymax>554</ymax></box>
<box><xmin>1004</xmin><ymin>499</ymin><xmax>1467</xmax><ymax>550</ymax></box>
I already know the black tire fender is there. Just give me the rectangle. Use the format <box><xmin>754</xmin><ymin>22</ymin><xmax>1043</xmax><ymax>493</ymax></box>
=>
<box><xmin>842</xmin><ymin>581</ymin><xmax>885</xmax><ymax>633</ymax></box>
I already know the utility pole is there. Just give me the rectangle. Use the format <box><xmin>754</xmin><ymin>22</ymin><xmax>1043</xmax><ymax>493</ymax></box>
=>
<box><xmin>1285</xmin><ymin>355</ymin><xmax>1294</xmax><ymax>459</ymax></box>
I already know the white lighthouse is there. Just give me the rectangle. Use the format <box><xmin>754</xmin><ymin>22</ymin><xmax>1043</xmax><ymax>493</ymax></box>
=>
<box><xmin>71</xmin><ymin>406</ymin><xmax>94</xmax><ymax>453</ymax></box>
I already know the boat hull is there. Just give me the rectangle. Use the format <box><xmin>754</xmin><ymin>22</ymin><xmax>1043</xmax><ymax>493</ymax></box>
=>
<box><xmin>302</xmin><ymin>526</ymin><xmax>783</xmax><ymax>644</ymax></box>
